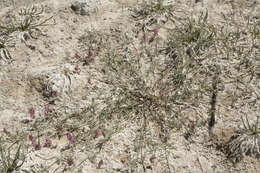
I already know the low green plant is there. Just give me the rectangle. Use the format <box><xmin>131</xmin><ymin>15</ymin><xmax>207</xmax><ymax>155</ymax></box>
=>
<box><xmin>0</xmin><ymin>36</ymin><xmax>13</xmax><ymax>65</ymax></box>
<box><xmin>0</xmin><ymin>37</ymin><xmax>6</xmax><ymax>49</ymax></box>
<box><xmin>0</xmin><ymin>5</ymin><xmax>54</xmax><ymax>37</ymax></box>
<box><xmin>131</xmin><ymin>0</ymin><xmax>175</xmax><ymax>30</ymax></box>
<box><xmin>226</xmin><ymin>116</ymin><xmax>260</xmax><ymax>163</ymax></box>
<box><xmin>164</xmin><ymin>10</ymin><xmax>216</xmax><ymax>57</ymax></box>
<box><xmin>0</xmin><ymin>38</ymin><xmax>7</xmax><ymax>50</ymax></box>
<box><xmin>242</xmin><ymin>116</ymin><xmax>260</xmax><ymax>136</ymax></box>
<box><xmin>0</xmin><ymin>140</ymin><xmax>26</xmax><ymax>173</ymax></box>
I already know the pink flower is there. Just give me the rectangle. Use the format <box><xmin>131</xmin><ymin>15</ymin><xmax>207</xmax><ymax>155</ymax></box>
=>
<box><xmin>33</xmin><ymin>143</ymin><xmax>41</xmax><ymax>150</ymax></box>
<box><xmin>188</xmin><ymin>123</ymin><xmax>195</xmax><ymax>131</ymax></box>
<box><xmin>67</xmin><ymin>133</ymin><xmax>75</xmax><ymax>144</ymax></box>
<box><xmin>3</xmin><ymin>128</ymin><xmax>10</xmax><ymax>135</ymax></box>
<box><xmin>29</xmin><ymin>134</ymin><xmax>36</xmax><ymax>143</ymax></box>
<box><xmin>88</xmin><ymin>79</ymin><xmax>92</xmax><ymax>85</ymax></box>
<box><xmin>52</xmin><ymin>91</ymin><xmax>59</xmax><ymax>97</ymax></box>
<box><xmin>43</xmin><ymin>137</ymin><xmax>52</xmax><ymax>147</ymax></box>
<box><xmin>75</xmin><ymin>52</ymin><xmax>81</xmax><ymax>59</ymax></box>
<box><xmin>29</xmin><ymin>107</ymin><xmax>35</xmax><ymax>119</ymax></box>
<box><xmin>29</xmin><ymin>134</ymin><xmax>41</xmax><ymax>150</ymax></box>
<box><xmin>57</xmin><ymin>125</ymin><xmax>63</xmax><ymax>131</ymax></box>
<box><xmin>67</xmin><ymin>158</ymin><xmax>74</xmax><ymax>166</ymax></box>
<box><xmin>88</xmin><ymin>50</ymin><xmax>94</xmax><ymax>57</ymax></box>
<box><xmin>153</xmin><ymin>29</ymin><xmax>159</xmax><ymax>35</ymax></box>
<box><xmin>94</xmin><ymin>129</ymin><xmax>100</xmax><ymax>138</ymax></box>
<box><xmin>75</xmin><ymin>65</ymin><xmax>80</xmax><ymax>72</ymax></box>
<box><xmin>44</xmin><ymin>104</ymin><xmax>51</xmax><ymax>115</ymax></box>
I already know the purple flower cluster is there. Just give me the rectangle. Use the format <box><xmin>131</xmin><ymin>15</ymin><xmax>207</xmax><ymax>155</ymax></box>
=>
<box><xmin>67</xmin><ymin>133</ymin><xmax>75</xmax><ymax>144</ymax></box>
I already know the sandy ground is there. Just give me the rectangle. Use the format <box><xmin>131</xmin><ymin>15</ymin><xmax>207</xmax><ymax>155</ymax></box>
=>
<box><xmin>0</xmin><ymin>0</ymin><xmax>260</xmax><ymax>172</ymax></box>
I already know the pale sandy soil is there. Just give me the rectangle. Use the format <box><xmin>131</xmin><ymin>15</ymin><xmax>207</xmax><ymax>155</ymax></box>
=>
<box><xmin>0</xmin><ymin>0</ymin><xmax>260</xmax><ymax>172</ymax></box>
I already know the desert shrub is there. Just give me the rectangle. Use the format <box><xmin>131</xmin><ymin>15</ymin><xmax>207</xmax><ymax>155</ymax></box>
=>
<box><xmin>0</xmin><ymin>5</ymin><xmax>54</xmax><ymax>37</ymax></box>
<box><xmin>226</xmin><ymin>116</ymin><xmax>260</xmax><ymax>163</ymax></box>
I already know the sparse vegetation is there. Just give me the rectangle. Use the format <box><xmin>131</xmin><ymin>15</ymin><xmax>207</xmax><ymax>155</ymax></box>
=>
<box><xmin>226</xmin><ymin>116</ymin><xmax>260</xmax><ymax>163</ymax></box>
<box><xmin>0</xmin><ymin>140</ymin><xmax>26</xmax><ymax>173</ymax></box>
<box><xmin>0</xmin><ymin>0</ymin><xmax>259</xmax><ymax>172</ymax></box>
<box><xmin>131</xmin><ymin>0</ymin><xmax>175</xmax><ymax>31</ymax></box>
<box><xmin>0</xmin><ymin>5</ymin><xmax>54</xmax><ymax>37</ymax></box>
<box><xmin>0</xmin><ymin>35</ymin><xmax>13</xmax><ymax>65</ymax></box>
<box><xmin>0</xmin><ymin>5</ymin><xmax>54</xmax><ymax>65</ymax></box>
